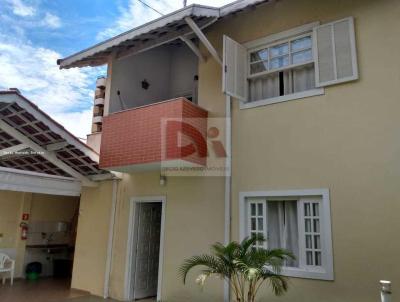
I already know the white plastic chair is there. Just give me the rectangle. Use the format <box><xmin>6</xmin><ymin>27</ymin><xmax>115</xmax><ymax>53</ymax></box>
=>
<box><xmin>0</xmin><ymin>253</ymin><xmax>15</xmax><ymax>286</ymax></box>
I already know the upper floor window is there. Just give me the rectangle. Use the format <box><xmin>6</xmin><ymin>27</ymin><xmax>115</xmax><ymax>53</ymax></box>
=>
<box><xmin>240</xmin><ymin>189</ymin><xmax>334</xmax><ymax>280</ymax></box>
<box><xmin>249</xmin><ymin>34</ymin><xmax>313</xmax><ymax>75</ymax></box>
<box><xmin>222</xmin><ymin>17</ymin><xmax>359</xmax><ymax>108</ymax></box>
<box><xmin>247</xmin><ymin>33</ymin><xmax>315</xmax><ymax>102</ymax></box>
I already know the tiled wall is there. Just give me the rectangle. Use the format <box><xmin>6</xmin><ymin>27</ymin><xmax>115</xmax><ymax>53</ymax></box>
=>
<box><xmin>100</xmin><ymin>98</ymin><xmax>208</xmax><ymax>169</ymax></box>
<box><xmin>27</xmin><ymin>221</ymin><xmax>71</xmax><ymax>246</ymax></box>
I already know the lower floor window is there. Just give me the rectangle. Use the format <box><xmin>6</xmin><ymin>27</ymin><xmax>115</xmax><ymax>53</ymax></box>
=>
<box><xmin>242</xmin><ymin>189</ymin><xmax>333</xmax><ymax>280</ymax></box>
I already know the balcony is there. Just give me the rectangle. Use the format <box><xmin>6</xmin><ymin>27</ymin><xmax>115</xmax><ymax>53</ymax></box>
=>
<box><xmin>99</xmin><ymin>98</ymin><xmax>208</xmax><ymax>172</ymax></box>
<box><xmin>94</xmin><ymin>98</ymin><xmax>104</xmax><ymax>106</ymax></box>
<box><xmin>92</xmin><ymin>115</ymin><xmax>103</xmax><ymax>124</ymax></box>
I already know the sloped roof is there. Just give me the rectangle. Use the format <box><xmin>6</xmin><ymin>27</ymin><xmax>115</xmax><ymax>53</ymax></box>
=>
<box><xmin>58</xmin><ymin>0</ymin><xmax>268</xmax><ymax>69</ymax></box>
<box><xmin>0</xmin><ymin>90</ymin><xmax>110</xmax><ymax>182</ymax></box>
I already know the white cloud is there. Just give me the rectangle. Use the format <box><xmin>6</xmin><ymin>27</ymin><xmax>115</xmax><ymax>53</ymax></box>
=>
<box><xmin>51</xmin><ymin>110</ymin><xmax>93</xmax><ymax>140</ymax></box>
<box><xmin>6</xmin><ymin>0</ymin><xmax>36</xmax><ymax>17</ymax></box>
<box><xmin>3</xmin><ymin>1</ymin><xmax>62</xmax><ymax>30</ymax></box>
<box><xmin>42</xmin><ymin>12</ymin><xmax>61</xmax><ymax>29</ymax></box>
<box><xmin>97</xmin><ymin>0</ymin><xmax>165</xmax><ymax>41</ymax></box>
<box><xmin>0</xmin><ymin>34</ymin><xmax>102</xmax><ymax>138</ymax></box>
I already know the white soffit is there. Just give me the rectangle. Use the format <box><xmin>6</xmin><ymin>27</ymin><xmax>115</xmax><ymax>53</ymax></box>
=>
<box><xmin>58</xmin><ymin>5</ymin><xmax>220</xmax><ymax>69</ymax></box>
<box><xmin>0</xmin><ymin>91</ymin><xmax>112</xmax><ymax>186</ymax></box>
<box><xmin>0</xmin><ymin>167</ymin><xmax>81</xmax><ymax>196</ymax></box>
<box><xmin>219</xmin><ymin>0</ymin><xmax>268</xmax><ymax>16</ymax></box>
<box><xmin>0</xmin><ymin>92</ymin><xmax>99</xmax><ymax>161</ymax></box>
<box><xmin>58</xmin><ymin>0</ymin><xmax>270</xmax><ymax>69</ymax></box>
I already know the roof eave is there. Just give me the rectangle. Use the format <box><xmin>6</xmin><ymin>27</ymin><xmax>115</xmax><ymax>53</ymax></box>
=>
<box><xmin>219</xmin><ymin>0</ymin><xmax>268</xmax><ymax>16</ymax></box>
<box><xmin>58</xmin><ymin>4</ymin><xmax>220</xmax><ymax>69</ymax></box>
<box><xmin>0</xmin><ymin>91</ymin><xmax>99</xmax><ymax>161</ymax></box>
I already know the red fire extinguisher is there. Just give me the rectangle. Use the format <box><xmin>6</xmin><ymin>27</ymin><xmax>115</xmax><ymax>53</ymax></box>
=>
<box><xmin>20</xmin><ymin>222</ymin><xmax>28</xmax><ymax>240</ymax></box>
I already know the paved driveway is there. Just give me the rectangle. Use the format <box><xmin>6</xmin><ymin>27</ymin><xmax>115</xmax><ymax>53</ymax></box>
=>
<box><xmin>0</xmin><ymin>278</ymin><xmax>120</xmax><ymax>302</ymax></box>
<box><xmin>0</xmin><ymin>278</ymin><xmax>157</xmax><ymax>302</ymax></box>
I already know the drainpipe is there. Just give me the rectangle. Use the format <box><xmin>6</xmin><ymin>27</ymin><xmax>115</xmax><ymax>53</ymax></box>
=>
<box><xmin>224</xmin><ymin>95</ymin><xmax>232</xmax><ymax>302</ymax></box>
<box><xmin>103</xmin><ymin>179</ymin><xmax>119</xmax><ymax>298</ymax></box>
<box><xmin>380</xmin><ymin>280</ymin><xmax>392</xmax><ymax>302</ymax></box>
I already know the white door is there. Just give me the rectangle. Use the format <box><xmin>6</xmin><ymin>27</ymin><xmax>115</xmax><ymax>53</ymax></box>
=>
<box><xmin>133</xmin><ymin>203</ymin><xmax>162</xmax><ymax>300</ymax></box>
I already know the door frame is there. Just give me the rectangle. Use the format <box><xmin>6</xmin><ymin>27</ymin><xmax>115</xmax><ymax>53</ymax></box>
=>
<box><xmin>124</xmin><ymin>196</ymin><xmax>166</xmax><ymax>301</ymax></box>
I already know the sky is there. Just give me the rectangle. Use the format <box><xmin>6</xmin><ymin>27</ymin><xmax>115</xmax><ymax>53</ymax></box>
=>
<box><xmin>0</xmin><ymin>0</ymin><xmax>232</xmax><ymax>139</ymax></box>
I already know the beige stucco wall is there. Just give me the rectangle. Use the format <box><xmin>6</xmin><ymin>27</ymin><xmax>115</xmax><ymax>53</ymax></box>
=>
<box><xmin>71</xmin><ymin>1</ymin><xmax>400</xmax><ymax>301</ymax></box>
<box><xmin>86</xmin><ymin>132</ymin><xmax>102</xmax><ymax>154</ymax></box>
<box><xmin>71</xmin><ymin>181</ymin><xmax>113</xmax><ymax>297</ymax></box>
<box><xmin>30</xmin><ymin>193</ymin><xmax>79</xmax><ymax>222</ymax></box>
<box><xmin>107</xmin><ymin>172</ymin><xmax>225</xmax><ymax>301</ymax></box>
<box><xmin>207</xmin><ymin>0</ymin><xmax>400</xmax><ymax>301</ymax></box>
<box><xmin>0</xmin><ymin>190</ymin><xmax>25</xmax><ymax>250</ymax></box>
<box><xmin>0</xmin><ymin>190</ymin><xmax>29</xmax><ymax>277</ymax></box>
<box><xmin>73</xmin><ymin>175</ymin><xmax>225</xmax><ymax>301</ymax></box>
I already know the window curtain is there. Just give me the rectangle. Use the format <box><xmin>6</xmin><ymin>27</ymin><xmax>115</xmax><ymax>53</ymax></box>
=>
<box><xmin>249</xmin><ymin>73</ymin><xmax>280</xmax><ymax>102</ymax></box>
<box><xmin>267</xmin><ymin>201</ymin><xmax>299</xmax><ymax>267</ymax></box>
<box><xmin>284</xmin><ymin>201</ymin><xmax>299</xmax><ymax>267</ymax></box>
<box><xmin>290</xmin><ymin>64</ymin><xmax>315</xmax><ymax>93</ymax></box>
<box><xmin>249</xmin><ymin>64</ymin><xmax>315</xmax><ymax>102</ymax></box>
<box><xmin>267</xmin><ymin>202</ymin><xmax>282</xmax><ymax>249</ymax></box>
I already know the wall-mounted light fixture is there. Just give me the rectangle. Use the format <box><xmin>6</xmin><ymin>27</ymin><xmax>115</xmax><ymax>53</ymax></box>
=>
<box><xmin>141</xmin><ymin>79</ymin><xmax>150</xmax><ymax>90</ymax></box>
<box><xmin>160</xmin><ymin>174</ymin><xmax>167</xmax><ymax>186</ymax></box>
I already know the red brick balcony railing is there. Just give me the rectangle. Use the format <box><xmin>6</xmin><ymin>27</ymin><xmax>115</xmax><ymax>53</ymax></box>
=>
<box><xmin>99</xmin><ymin>98</ymin><xmax>208</xmax><ymax>171</ymax></box>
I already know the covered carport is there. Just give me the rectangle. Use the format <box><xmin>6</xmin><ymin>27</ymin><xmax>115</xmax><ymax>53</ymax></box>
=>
<box><xmin>0</xmin><ymin>89</ymin><xmax>114</xmax><ymax>301</ymax></box>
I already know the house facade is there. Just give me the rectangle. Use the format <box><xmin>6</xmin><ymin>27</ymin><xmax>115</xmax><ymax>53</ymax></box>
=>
<box><xmin>58</xmin><ymin>0</ymin><xmax>400</xmax><ymax>301</ymax></box>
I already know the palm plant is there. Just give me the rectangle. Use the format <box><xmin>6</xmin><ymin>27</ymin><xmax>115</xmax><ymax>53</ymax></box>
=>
<box><xmin>179</xmin><ymin>235</ymin><xmax>294</xmax><ymax>302</ymax></box>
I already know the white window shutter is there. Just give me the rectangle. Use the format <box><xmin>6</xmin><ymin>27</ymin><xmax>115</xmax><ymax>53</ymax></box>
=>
<box><xmin>222</xmin><ymin>35</ymin><xmax>247</xmax><ymax>101</ymax></box>
<box><xmin>313</xmin><ymin>17</ymin><xmax>358</xmax><ymax>87</ymax></box>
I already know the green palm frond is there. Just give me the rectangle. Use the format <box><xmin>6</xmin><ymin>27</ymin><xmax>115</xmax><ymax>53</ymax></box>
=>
<box><xmin>268</xmin><ymin>274</ymin><xmax>289</xmax><ymax>296</ymax></box>
<box><xmin>179</xmin><ymin>254</ymin><xmax>225</xmax><ymax>284</ymax></box>
<box><xmin>211</xmin><ymin>241</ymin><xmax>240</xmax><ymax>256</ymax></box>
<box><xmin>240</xmin><ymin>234</ymin><xmax>266</xmax><ymax>256</ymax></box>
<box><xmin>179</xmin><ymin>236</ymin><xmax>295</xmax><ymax>301</ymax></box>
<box><xmin>211</xmin><ymin>241</ymin><xmax>240</xmax><ymax>264</ymax></box>
<box><xmin>248</xmin><ymin>248</ymin><xmax>294</xmax><ymax>273</ymax></box>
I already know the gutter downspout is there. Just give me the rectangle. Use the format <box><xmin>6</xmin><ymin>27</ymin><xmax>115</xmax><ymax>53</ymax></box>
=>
<box><xmin>380</xmin><ymin>280</ymin><xmax>392</xmax><ymax>302</ymax></box>
<box><xmin>103</xmin><ymin>179</ymin><xmax>119</xmax><ymax>298</ymax></box>
<box><xmin>224</xmin><ymin>95</ymin><xmax>232</xmax><ymax>302</ymax></box>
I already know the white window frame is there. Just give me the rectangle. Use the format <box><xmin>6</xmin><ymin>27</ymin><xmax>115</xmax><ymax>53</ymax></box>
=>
<box><xmin>247</xmin><ymin>198</ymin><xmax>268</xmax><ymax>249</ymax></box>
<box><xmin>247</xmin><ymin>32</ymin><xmax>314</xmax><ymax>79</ymax></box>
<box><xmin>239</xmin><ymin>189</ymin><xmax>334</xmax><ymax>280</ymax></box>
<box><xmin>241</xmin><ymin>22</ymin><xmax>324</xmax><ymax>109</ymax></box>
